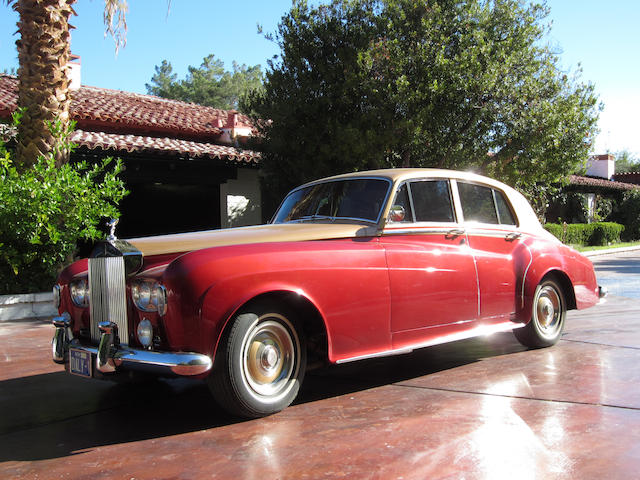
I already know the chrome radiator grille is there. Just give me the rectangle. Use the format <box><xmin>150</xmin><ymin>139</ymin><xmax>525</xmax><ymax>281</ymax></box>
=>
<box><xmin>88</xmin><ymin>256</ymin><xmax>129</xmax><ymax>345</ymax></box>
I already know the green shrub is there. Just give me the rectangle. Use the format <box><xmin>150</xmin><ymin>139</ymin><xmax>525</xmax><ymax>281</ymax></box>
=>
<box><xmin>545</xmin><ymin>192</ymin><xmax>588</xmax><ymax>224</ymax></box>
<box><xmin>0</xmin><ymin>120</ymin><xmax>127</xmax><ymax>294</ymax></box>
<box><xmin>544</xmin><ymin>222</ymin><xmax>625</xmax><ymax>246</ymax></box>
<box><xmin>616</xmin><ymin>190</ymin><xmax>640</xmax><ymax>241</ymax></box>
<box><xmin>544</xmin><ymin>223</ymin><xmax>563</xmax><ymax>240</ymax></box>
<box><xmin>589</xmin><ymin>222</ymin><xmax>625</xmax><ymax>246</ymax></box>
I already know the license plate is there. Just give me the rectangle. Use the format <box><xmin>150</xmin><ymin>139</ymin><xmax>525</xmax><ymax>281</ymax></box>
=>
<box><xmin>69</xmin><ymin>349</ymin><xmax>92</xmax><ymax>378</ymax></box>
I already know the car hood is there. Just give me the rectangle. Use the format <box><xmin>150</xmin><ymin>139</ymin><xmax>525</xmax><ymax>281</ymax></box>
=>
<box><xmin>127</xmin><ymin>222</ymin><xmax>379</xmax><ymax>256</ymax></box>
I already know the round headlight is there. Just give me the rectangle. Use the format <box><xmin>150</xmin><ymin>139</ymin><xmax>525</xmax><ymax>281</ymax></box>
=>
<box><xmin>137</xmin><ymin>318</ymin><xmax>154</xmax><ymax>348</ymax></box>
<box><xmin>52</xmin><ymin>285</ymin><xmax>62</xmax><ymax>309</ymax></box>
<box><xmin>153</xmin><ymin>284</ymin><xmax>168</xmax><ymax>316</ymax></box>
<box><xmin>133</xmin><ymin>281</ymin><xmax>152</xmax><ymax>310</ymax></box>
<box><xmin>132</xmin><ymin>280</ymin><xmax>168</xmax><ymax>316</ymax></box>
<box><xmin>70</xmin><ymin>278</ymin><xmax>89</xmax><ymax>308</ymax></box>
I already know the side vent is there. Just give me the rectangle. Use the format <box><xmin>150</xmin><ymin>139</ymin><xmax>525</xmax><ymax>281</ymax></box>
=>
<box><xmin>88</xmin><ymin>256</ymin><xmax>129</xmax><ymax>345</ymax></box>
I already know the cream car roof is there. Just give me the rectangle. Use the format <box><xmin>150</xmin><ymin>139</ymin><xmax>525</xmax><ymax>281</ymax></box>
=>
<box><xmin>128</xmin><ymin>169</ymin><xmax>549</xmax><ymax>256</ymax></box>
<box><xmin>298</xmin><ymin>168</ymin><xmax>544</xmax><ymax>235</ymax></box>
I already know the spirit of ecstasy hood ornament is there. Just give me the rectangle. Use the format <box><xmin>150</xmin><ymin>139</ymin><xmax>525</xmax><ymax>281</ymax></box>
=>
<box><xmin>107</xmin><ymin>218</ymin><xmax>119</xmax><ymax>243</ymax></box>
<box><xmin>92</xmin><ymin>218</ymin><xmax>143</xmax><ymax>276</ymax></box>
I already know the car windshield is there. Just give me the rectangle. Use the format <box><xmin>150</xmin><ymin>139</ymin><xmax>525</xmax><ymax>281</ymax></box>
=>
<box><xmin>272</xmin><ymin>178</ymin><xmax>391</xmax><ymax>224</ymax></box>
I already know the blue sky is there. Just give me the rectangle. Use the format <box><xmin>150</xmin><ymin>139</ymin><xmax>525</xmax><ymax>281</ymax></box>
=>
<box><xmin>1</xmin><ymin>0</ymin><xmax>638</xmax><ymax>156</ymax></box>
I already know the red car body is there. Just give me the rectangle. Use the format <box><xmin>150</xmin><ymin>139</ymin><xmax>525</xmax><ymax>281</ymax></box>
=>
<box><xmin>52</xmin><ymin>169</ymin><xmax>601</xmax><ymax>417</ymax></box>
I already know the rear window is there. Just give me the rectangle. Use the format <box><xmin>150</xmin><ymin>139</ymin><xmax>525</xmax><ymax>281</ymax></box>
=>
<box><xmin>457</xmin><ymin>182</ymin><xmax>516</xmax><ymax>226</ymax></box>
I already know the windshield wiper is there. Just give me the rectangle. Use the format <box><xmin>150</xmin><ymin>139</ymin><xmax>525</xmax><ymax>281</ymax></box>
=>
<box><xmin>295</xmin><ymin>214</ymin><xmax>333</xmax><ymax>222</ymax></box>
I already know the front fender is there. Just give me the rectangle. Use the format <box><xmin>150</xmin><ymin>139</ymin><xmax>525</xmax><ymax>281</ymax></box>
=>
<box><xmin>200</xmin><ymin>280</ymin><xmax>328</xmax><ymax>362</ymax></box>
<box><xmin>161</xmin><ymin>239</ymin><xmax>392</xmax><ymax>364</ymax></box>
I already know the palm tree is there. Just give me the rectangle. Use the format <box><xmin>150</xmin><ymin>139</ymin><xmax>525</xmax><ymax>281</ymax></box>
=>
<box><xmin>6</xmin><ymin>0</ymin><xmax>127</xmax><ymax>169</ymax></box>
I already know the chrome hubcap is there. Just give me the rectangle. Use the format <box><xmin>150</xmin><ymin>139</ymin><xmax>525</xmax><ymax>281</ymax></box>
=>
<box><xmin>262</xmin><ymin>345</ymin><xmax>279</xmax><ymax>369</ymax></box>
<box><xmin>535</xmin><ymin>285</ymin><xmax>561</xmax><ymax>335</ymax></box>
<box><xmin>242</xmin><ymin>316</ymin><xmax>299</xmax><ymax>398</ymax></box>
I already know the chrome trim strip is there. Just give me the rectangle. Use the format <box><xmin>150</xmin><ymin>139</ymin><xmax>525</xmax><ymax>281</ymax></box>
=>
<box><xmin>464</xmin><ymin>228</ymin><xmax>522</xmax><ymax>239</ymax></box>
<box><xmin>468</xmin><ymin>234</ymin><xmax>482</xmax><ymax>317</ymax></box>
<box><xmin>336</xmin><ymin>321</ymin><xmax>524</xmax><ymax>364</ymax></box>
<box><xmin>520</xmin><ymin>242</ymin><xmax>534</xmax><ymax>309</ymax></box>
<box><xmin>382</xmin><ymin>227</ymin><xmax>458</xmax><ymax>236</ymax></box>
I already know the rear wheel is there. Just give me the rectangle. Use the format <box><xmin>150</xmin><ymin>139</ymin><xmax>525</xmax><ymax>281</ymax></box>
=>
<box><xmin>208</xmin><ymin>301</ymin><xmax>306</xmax><ymax>418</ymax></box>
<box><xmin>514</xmin><ymin>278</ymin><xmax>566</xmax><ymax>348</ymax></box>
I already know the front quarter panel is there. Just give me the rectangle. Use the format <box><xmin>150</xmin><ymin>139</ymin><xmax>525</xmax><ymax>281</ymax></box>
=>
<box><xmin>161</xmin><ymin>239</ymin><xmax>392</xmax><ymax>363</ymax></box>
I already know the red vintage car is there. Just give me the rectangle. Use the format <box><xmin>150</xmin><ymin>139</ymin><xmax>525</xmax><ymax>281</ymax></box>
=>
<box><xmin>52</xmin><ymin>169</ymin><xmax>603</xmax><ymax>417</ymax></box>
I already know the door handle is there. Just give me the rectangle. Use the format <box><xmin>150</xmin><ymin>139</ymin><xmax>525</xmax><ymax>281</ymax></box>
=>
<box><xmin>446</xmin><ymin>228</ymin><xmax>465</xmax><ymax>239</ymax></box>
<box><xmin>505</xmin><ymin>232</ymin><xmax>522</xmax><ymax>242</ymax></box>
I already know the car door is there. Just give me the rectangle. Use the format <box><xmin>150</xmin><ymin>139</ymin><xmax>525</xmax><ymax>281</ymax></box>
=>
<box><xmin>381</xmin><ymin>179</ymin><xmax>479</xmax><ymax>337</ymax></box>
<box><xmin>455</xmin><ymin>181</ymin><xmax>530</xmax><ymax>319</ymax></box>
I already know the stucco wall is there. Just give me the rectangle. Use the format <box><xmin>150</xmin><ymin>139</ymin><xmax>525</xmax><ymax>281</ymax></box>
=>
<box><xmin>220</xmin><ymin>168</ymin><xmax>262</xmax><ymax>228</ymax></box>
<box><xmin>586</xmin><ymin>157</ymin><xmax>615</xmax><ymax>180</ymax></box>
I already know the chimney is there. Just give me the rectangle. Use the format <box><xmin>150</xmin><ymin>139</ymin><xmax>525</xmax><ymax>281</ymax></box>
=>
<box><xmin>68</xmin><ymin>55</ymin><xmax>81</xmax><ymax>90</ymax></box>
<box><xmin>586</xmin><ymin>153</ymin><xmax>615</xmax><ymax>179</ymax></box>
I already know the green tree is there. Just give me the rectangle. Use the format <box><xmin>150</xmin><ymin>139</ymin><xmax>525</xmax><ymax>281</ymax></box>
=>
<box><xmin>614</xmin><ymin>150</ymin><xmax>640</xmax><ymax>174</ymax></box>
<box><xmin>0</xmin><ymin>116</ymin><xmax>128</xmax><ymax>293</ymax></box>
<box><xmin>2</xmin><ymin>1</ymin><xmax>130</xmax><ymax>293</ymax></box>
<box><xmin>245</xmin><ymin>0</ymin><xmax>600</xmax><ymax>208</ymax></box>
<box><xmin>146</xmin><ymin>54</ymin><xmax>263</xmax><ymax>110</ymax></box>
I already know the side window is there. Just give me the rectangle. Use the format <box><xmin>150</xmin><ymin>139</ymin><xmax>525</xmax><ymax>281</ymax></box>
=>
<box><xmin>390</xmin><ymin>183</ymin><xmax>414</xmax><ymax>222</ymax></box>
<box><xmin>458</xmin><ymin>183</ymin><xmax>499</xmax><ymax>224</ymax></box>
<box><xmin>494</xmin><ymin>189</ymin><xmax>517</xmax><ymax>225</ymax></box>
<box><xmin>457</xmin><ymin>182</ymin><xmax>517</xmax><ymax>226</ymax></box>
<box><xmin>410</xmin><ymin>180</ymin><xmax>455</xmax><ymax>223</ymax></box>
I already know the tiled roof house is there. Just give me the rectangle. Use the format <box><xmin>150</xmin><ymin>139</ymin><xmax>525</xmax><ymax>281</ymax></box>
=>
<box><xmin>0</xmin><ymin>74</ymin><xmax>262</xmax><ymax>237</ymax></box>
<box><xmin>550</xmin><ymin>154</ymin><xmax>640</xmax><ymax>224</ymax></box>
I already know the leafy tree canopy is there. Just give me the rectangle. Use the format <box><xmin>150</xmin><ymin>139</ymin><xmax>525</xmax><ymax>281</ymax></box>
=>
<box><xmin>614</xmin><ymin>150</ymin><xmax>640</xmax><ymax>174</ymax></box>
<box><xmin>146</xmin><ymin>54</ymin><xmax>263</xmax><ymax>110</ymax></box>
<box><xmin>0</xmin><ymin>114</ymin><xmax>128</xmax><ymax>294</ymax></box>
<box><xmin>244</xmin><ymin>0</ymin><xmax>601</xmax><ymax>207</ymax></box>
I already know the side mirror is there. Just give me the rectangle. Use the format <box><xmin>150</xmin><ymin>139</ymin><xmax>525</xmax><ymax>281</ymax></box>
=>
<box><xmin>388</xmin><ymin>205</ymin><xmax>406</xmax><ymax>222</ymax></box>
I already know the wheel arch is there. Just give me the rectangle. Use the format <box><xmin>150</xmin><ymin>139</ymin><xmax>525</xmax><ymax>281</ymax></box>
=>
<box><xmin>520</xmin><ymin>267</ymin><xmax>577</xmax><ymax>322</ymax></box>
<box><xmin>540</xmin><ymin>270</ymin><xmax>577</xmax><ymax>311</ymax></box>
<box><xmin>213</xmin><ymin>290</ymin><xmax>329</xmax><ymax>369</ymax></box>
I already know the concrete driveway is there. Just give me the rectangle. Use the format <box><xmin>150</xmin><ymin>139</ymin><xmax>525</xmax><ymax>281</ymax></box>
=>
<box><xmin>1</xmin><ymin>253</ymin><xmax>639</xmax><ymax>479</ymax></box>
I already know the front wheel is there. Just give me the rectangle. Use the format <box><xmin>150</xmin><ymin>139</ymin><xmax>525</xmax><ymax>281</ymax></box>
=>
<box><xmin>514</xmin><ymin>278</ymin><xmax>566</xmax><ymax>348</ymax></box>
<box><xmin>208</xmin><ymin>302</ymin><xmax>306</xmax><ymax>418</ymax></box>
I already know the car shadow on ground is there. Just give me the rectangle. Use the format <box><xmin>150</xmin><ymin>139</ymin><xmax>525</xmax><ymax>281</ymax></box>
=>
<box><xmin>0</xmin><ymin>332</ymin><xmax>526</xmax><ymax>462</ymax></box>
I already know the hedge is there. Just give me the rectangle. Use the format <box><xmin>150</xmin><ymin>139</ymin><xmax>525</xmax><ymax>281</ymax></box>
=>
<box><xmin>544</xmin><ymin>222</ymin><xmax>625</xmax><ymax>246</ymax></box>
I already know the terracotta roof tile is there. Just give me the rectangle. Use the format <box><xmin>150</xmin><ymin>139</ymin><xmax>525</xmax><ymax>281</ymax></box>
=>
<box><xmin>0</xmin><ymin>74</ymin><xmax>254</xmax><ymax>139</ymax></box>
<box><xmin>0</xmin><ymin>75</ymin><xmax>18</xmax><ymax>116</ymax></box>
<box><xmin>72</xmin><ymin>129</ymin><xmax>260</xmax><ymax>164</ymax></box>
<box><xmin>0</xmin><ymin>74</ymin><xmax>260</xmax><ymax>165</ymax></box>
<box><xmin>612</xmin><ymin>172</ymin><xmax>640</xmax><ymax>185</ymax></box>
<box><xmin>569</xmin><ymin>175</ymin><xmax>639</xmax><ymax>191</ymax></box>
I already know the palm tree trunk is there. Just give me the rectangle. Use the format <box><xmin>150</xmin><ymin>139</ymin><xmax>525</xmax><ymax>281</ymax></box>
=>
<box><xmin>12</xmin><ymin>0</ymin><xmax>76</xmax><ymax>168</ymax></box>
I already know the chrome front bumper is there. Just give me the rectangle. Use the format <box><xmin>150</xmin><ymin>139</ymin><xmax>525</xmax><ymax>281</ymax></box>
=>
<box><xmin>598</xmin><ymin>285</ymin><xmax>608</xmax><ymax>298</ymax></box>
<box><xmin>52</xmin><ymin>314</ymin><xmax>212</xmax><ymax>377</ymax></box>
